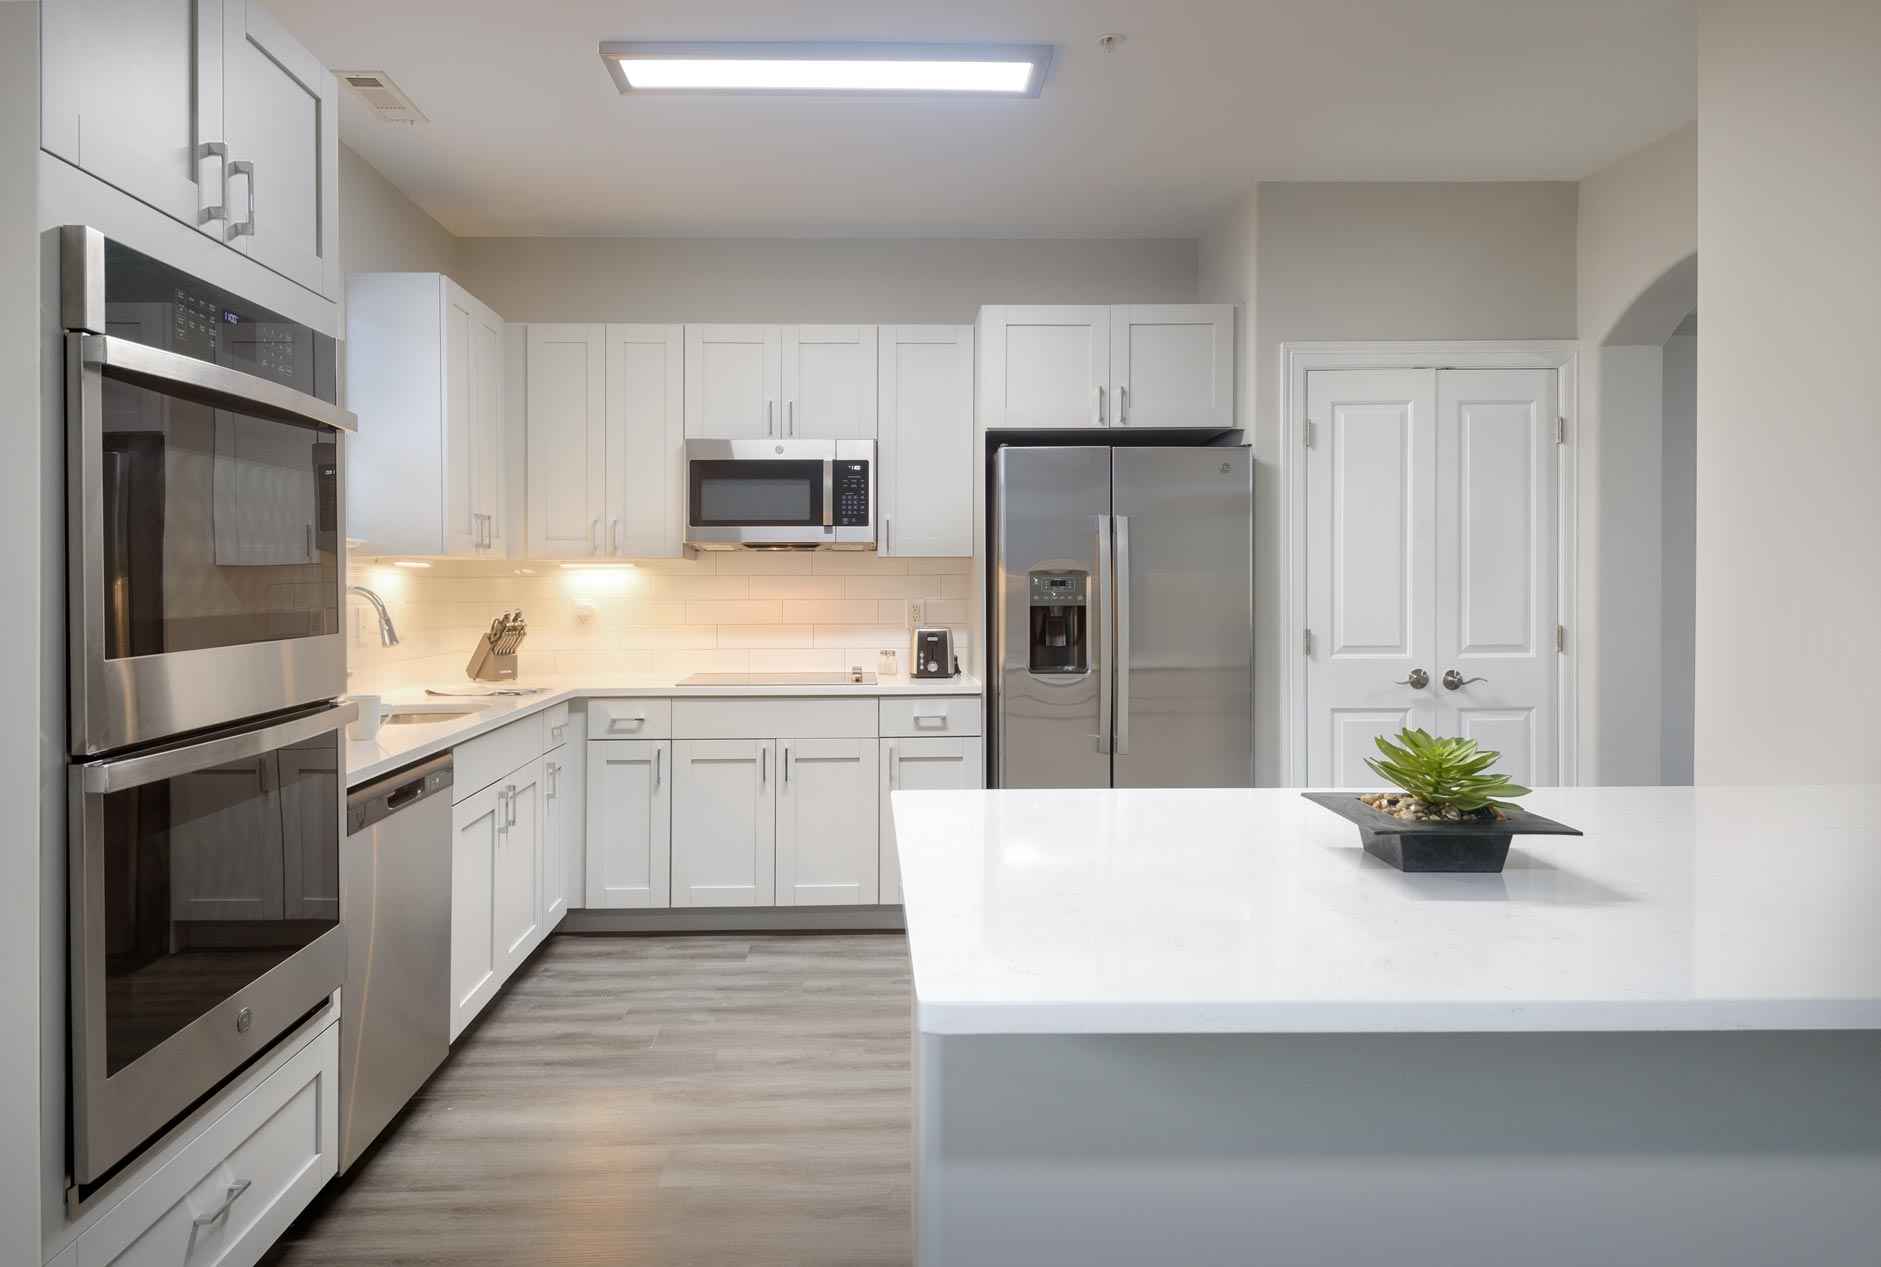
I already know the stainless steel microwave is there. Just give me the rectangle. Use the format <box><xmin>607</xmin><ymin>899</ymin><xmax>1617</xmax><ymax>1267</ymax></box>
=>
<box><xmin>684</xmin><ymin>439</ymin><xmax>876</xmax><ymax>550</ymax></box>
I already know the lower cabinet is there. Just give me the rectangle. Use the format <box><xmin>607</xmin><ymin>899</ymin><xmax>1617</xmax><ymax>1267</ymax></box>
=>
<box><xmin>542</xmin><ymin>746</ymin><xmax>574</xmax><ymax>925</ymax></box>
<box><xmin>671</xmin><ymin>739</ymin><xmax>776</xmax><ymax>907</ymax></box>
<box><xmin>586</xmin><ymin>739</ymin><xmax>672</xmax><ymax>908</ymax></box>
<box><xmin>778</xmin><ymin>738</ymin><xmax>880</xmax><ymax>905</ymax></box>
<box><xmin>880</xmin><ymin>737</ymin><xmax>984</xmax><ymax>904</ymax></box>
<box><xmin>449</xmin><ymin>753</ymin><xmax>544</xmax><ymax>1042</ymax></box>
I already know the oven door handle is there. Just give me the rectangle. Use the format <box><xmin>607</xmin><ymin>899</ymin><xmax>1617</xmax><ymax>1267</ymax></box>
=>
<box><xmin>81</xmin><ymin>702</ymin><xmax>359</xmax><ymax>795</ymax></box>
<box><xmin>79</xmin><ymin>333</ymin><xmax>358</xmax><ymax>434</ymax></box>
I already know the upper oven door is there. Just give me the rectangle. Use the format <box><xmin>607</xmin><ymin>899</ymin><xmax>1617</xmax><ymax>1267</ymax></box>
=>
<box><xmin>68</xmin><ymin>331</ymin><xmax>355</xmax><ymax>755</ymax></box>
<box><xmin>69</xmin><ymin>701</ymin><xmax>354</xmax><ymax>1187</ymax></box>
<box><xmin>684</xmin><ymin>438</ymin><xmax>875</xmax><ymax>548</ymax></box>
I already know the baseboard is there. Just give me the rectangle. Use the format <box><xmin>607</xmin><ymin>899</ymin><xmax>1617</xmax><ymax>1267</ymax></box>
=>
<box><xmin>561</xmin><ymin>906</ymin><xmax>908</xmax><ymax>934</ymax></box>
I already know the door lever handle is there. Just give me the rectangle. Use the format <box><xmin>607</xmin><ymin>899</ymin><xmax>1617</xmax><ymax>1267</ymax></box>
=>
<box><xmin>1442</xmin><ymin>670</ymin><xmax>1488</xmax><ymax>691</ymax></box>
<box><xmin>1394</xmin><ymin>669</ymin><xmax>1429</xmax><ymax>689</ymax></box>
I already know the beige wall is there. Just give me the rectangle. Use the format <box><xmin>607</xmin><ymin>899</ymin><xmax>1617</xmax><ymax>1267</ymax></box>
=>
<box><xmin>338</xmin><ymin>144</ymin><xmax>459</xmax><ymax>283</ymax></box>
<box><xmin>1578</xmin><ymin>124</ymin><xmax>1697</xmax><ymax>347</ymax></box>
<box><xmin>1242</xmin><ymin>181</ymin><xmax>1580</xmax><ymax>784</ymax></box>
<box><xmin>1695</xmin><ymin>0</ymin><xmax>1881</xmax><ymax>782</ymax></box>
<box><xmin>456</xmin><ymin>236</ymin><xmax>1196</xmax><ymax>324</ymax></box>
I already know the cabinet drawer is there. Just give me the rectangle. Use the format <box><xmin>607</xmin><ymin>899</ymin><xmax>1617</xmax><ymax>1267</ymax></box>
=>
<box><xmin>880</xmin><ymin>696</ymin><xmax>983</xmax><ymax>738</ymax></box>
<box><xmin>77</xmin><ymin>1024</ymin><xmax>338</xmax><ymax>1267</ymax></box>
<box><xmin>674</xmin><ymin>697</ymin><xmax>876</xmax><ymax>740</ymax></box>
<box><xmin>588</xmin><ymin>698</ymin><xmax>673</xmax><ymax>740</ymax></box>
<box><xmin>542</xmin><ymin>701</ymin><xmax>574</xmax><ymax>748</ymax></box>
<box><xmin>455</xmin><ymin>713</ymin><xmax>547</xmax><ymax>801</ymax></box>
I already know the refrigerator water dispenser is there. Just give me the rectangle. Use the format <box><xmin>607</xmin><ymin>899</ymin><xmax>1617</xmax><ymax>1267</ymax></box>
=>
<box><xmin>1027</xmin><ymin>571</ymin><xmax>1089</xmax><ymax>674</ymax></box>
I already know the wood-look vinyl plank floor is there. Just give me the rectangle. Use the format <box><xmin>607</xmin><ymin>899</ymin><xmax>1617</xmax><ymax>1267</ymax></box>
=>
<box><xmin>266</xmin><ymin>933</ymin><xmax>914</xmax><ymax>1267</ymax></box>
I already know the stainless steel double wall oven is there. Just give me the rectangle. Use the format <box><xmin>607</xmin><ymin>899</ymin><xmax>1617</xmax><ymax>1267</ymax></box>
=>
<box><xmin>62</xmin><ymin>227</ymin><xmax>357</xmax><ymax>1189</ymax></box>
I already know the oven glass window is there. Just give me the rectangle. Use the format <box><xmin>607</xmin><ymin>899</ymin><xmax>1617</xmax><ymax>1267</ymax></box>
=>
<box><xmin>690</xmin><ymin>460</ymin><xmax>824</xmax><ymax>526</ymax></box>
<box><xmin>99</xmin><ymin>727</ymin><xmax>340</xmax><ymax>1075</ymax></box>
<box><xmin>99</xmin><ymin>379</ymin><xmax>338</xmax><ymax>660</ymax></box>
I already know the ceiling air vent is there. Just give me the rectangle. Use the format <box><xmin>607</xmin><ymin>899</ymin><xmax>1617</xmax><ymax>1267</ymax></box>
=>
<box><xmin>335</xmin><ymin>71</ymin><xmax>428</xmax><ymax>124</ymax></box>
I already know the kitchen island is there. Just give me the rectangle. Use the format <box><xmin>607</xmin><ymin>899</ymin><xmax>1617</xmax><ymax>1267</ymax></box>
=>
<box><xmin>894</xmin><ymin>786</ymin><xmax>1881</xmax><ymax>1267</ymax></box>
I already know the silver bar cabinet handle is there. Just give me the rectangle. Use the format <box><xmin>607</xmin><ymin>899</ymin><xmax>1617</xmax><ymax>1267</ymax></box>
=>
<box><xmin>784</xmin><ymin>747</ymin><xmax>791</xmax><ymax>783</ymax></box>
<box><xmin>883</xmin><ymin>516</ymin><xmax>891</xmax><ymax>555</ymax></box>
<box><xmin>1118</xmin><ymin>385</ymin><xmax>1129</xmax><ymax>426</ymax></box>
<box><xmin>591</xmin><ymin>515</ymin><xmax>601</xmax><ymax>555</ymax></box>
<box><xmin>228</xmin><ymin>160</ymin><xmax>256</xmax><ymax>238</ymax></box>
<box><xmin>612</xmin><ymin>517</ymin><xmax>622</xmax><ymax>553</ymax></box>
<box><xmin>761</xmin><ymin>747</ymin><xmax>768</xmax><ymax>784</ymax></box>
<box><xmin>1095</xmin><ymin>384</ymin><xmax>1106</xmax><ymax>426</ymax></box>
<box><xmin>192</xmin><ymin>1178</ymin><xmax>253</xmax><ymax>1226</ymax></box>
<box><xmin>1094</xmin><ymin>514</ymin><xmax>1114</xmax><ymax>754</ymax></box>
<box><xmin>1114</xmin><ymin>515</ymin><xmax>1131</xmax><ymax>755</ymax></box>
<box><xmin>767</xmin><ymin>400</ymin><xmax>775</xmax><ymax>436</ymax></box>
<box><xmin>888</xmin><ymin>745</ymin><xmax>897</xmax><ymax>788</ymax></box>
<box><xmin>200</xmin><ymin>141</ymin><xmax>230</xmax><ymax>223</ymax></box>
<box><xmin>788</xmin><ymin>399</ymin><xmax>795</xmax><ymax>436</ymax></box>
<box><xmin>655</xmin><ymin>747</ymin><xmax>663</xmax><ymax>789</ymax></box>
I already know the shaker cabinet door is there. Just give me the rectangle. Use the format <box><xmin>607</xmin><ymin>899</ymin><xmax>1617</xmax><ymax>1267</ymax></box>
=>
<box><xmin>585</xmin><ymin>740</ymin><xmax>672</xmax><ymax>909</ymax></box>
<box><xmin>670</xmin><ymin>740</ymin><xmax>776</xmax><ymax>907</ymax></box>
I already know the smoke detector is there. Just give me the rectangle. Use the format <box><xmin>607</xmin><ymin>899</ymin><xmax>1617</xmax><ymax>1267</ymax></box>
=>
<box><xmin>335</xmin><ymin>71</ymin><xmax>428</xmax><ymax>124</ymax></box>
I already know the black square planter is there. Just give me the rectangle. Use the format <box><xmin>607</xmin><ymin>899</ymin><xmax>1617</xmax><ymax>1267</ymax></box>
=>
<box><xmin>1301</xmin><ymin>792</ymin><xmax>1581</xmax><ymax>873</ymax></box>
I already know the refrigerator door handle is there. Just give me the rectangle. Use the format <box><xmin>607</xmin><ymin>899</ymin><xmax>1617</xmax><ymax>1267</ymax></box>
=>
<box><xmin>1114</xmin><ymin>515</ymin><xmax>1131</xmax><ymax>755</ymax></box>
<box><xmin>1095</xmin><ymin>514</ymin><xmax>1114</xmax><ymax>755</ymax></box>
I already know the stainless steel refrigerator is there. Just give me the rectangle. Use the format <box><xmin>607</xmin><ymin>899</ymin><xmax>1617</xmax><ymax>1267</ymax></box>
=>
<box><xmin>991</xmin><ymin>445</ymin><xmax>1254</xmax><ymax>788</ymax></box>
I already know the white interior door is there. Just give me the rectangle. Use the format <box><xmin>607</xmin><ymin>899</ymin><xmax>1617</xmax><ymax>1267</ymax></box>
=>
<box><xmin>1109</xmin><ymin>304</ymin><xmax>1234</xmax><ymax>430</ymax></box>
<box><xmin>685</xmin><ymin>325</ymin><xmax>782</xmax><ymax>439</ymax></box>
<box><xmin>1433</xmin><ymin>369</ymin><xmax>1558</xmax><ymax>788</ymax></box>
<box><xmin>526</xmin><ymin>324</ymin><xmax>606</xmax><ymax>558</ymax></box>
<box><xmin>782</xmin><ymin>325</ymin><xmax>877</xmax><ymax>439</ymax></box>
<box><xmin>1305</xmin><ymin>369</ymin><xmax>1438</xmax><ymax>785</ymax></box>
<box><xmin>607</xmin><ymin>324</ymin><xmax>686</xmax><ymax>558</ymax></box>
<box><xmin>776</xmin><ymin>739</ymin><xmax>878</xmax><ymax>906</ymax></box>
<box><xmin>981</xmin><ymin>305</ymin><xmax>1110</xmax><ymax>428</ymax></box>
<box><xmin>1304</xmin><ymin>367</ymin><xmax>1558</xmax><ymax>787</ymax></box>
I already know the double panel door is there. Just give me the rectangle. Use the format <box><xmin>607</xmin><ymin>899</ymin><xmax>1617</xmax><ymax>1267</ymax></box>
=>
<box><xmin>1303</xmin><ymin>367</ymin><xmax>1559</xmax><ymax>787</ymax></box>
<box><xmin>685</xmin><ymin>325</ymin><xmax>877</xmax><ymax>440</ymax></box>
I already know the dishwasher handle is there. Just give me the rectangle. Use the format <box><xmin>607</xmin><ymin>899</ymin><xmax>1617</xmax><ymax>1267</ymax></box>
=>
<box><xmin>348</xmin><ymin>753</ymin><xmax>456</xmax><ymax>833</ymax></box>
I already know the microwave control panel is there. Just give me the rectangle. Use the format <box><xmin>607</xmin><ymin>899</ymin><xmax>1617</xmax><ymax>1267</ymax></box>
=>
<box><xmin>834</xmin><ymin>461</ymin><xmax>871</xmax><ymax>527</ymax></box>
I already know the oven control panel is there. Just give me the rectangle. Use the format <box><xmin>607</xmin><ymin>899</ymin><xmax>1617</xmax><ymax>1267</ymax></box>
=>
<box><xmin>834</xmin><ymin>461</ymin><xmax>871</xmax><ymax>527</ymax></box>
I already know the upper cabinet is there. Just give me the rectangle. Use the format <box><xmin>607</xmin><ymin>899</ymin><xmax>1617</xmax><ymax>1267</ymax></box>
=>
<box><xmin>41</xmin><ymin>0</ymin><xmax>340</xmax><ymax>301</ymax></box>
<box><xmin>347</xmin><ymin>273</ymin><xmax>512</xmax><ymax>558</ymax></box>
<box><xmin>686</xmin><ymin>325</ymin><xmax>877</xmax><ymax>439</ymax></box>
<box><xmin>524</xmin><ymin>324</ymin><xmax>684</xmax><ymax>559</ymax></box>
<box><xmin>878</xmin><ymin>325</ymin><xmax>973</xmax><ymax>558</ymax></box>
<box><xmin>981</xmin><ymin>304</ymin><xmax>1234</xmax><ymax>431</ymax></box>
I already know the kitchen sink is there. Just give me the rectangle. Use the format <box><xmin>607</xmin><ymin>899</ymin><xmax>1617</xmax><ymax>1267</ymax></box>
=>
<box><xmin>382</xmin><ymin>706</ymin><xmax>483</xmax><ymax>726</ymax></box>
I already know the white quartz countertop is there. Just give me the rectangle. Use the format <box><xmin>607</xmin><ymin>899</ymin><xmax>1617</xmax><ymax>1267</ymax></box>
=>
<box><xmin>894</xmin><ymin>785</ymin><xmax>1881</xmax><ymax>1036</ymax></box>
<box><xmin>346</xmin><ymin>673</ymin><xmax>980</xmax><ymax>787</ymax></box>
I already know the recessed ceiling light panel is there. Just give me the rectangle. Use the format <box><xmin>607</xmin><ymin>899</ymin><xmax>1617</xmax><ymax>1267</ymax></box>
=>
<box><xmin>599</xmin><ymin>41</ymin><xmax>1053</xmax><ymax>98</ymax></box>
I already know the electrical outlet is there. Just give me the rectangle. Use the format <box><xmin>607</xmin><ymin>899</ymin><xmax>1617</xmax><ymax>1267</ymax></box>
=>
<box><xmin>908</xmin><ymin>598</ymin><xmax>925</xmax><ymax>628</ymax></box>
<box><xmin>574</xmin><ymin>598</ymin><xmax>596</xmax><ymax>625</ymax></box>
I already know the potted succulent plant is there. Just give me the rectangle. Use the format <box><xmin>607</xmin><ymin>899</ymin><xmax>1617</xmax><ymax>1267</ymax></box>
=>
<box><xmin>1302</xmin><ymin>729</ymin><xmax>1579</xmax><ymax>872</ymax></box>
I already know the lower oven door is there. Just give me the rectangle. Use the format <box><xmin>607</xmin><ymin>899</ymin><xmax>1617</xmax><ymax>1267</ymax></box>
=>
<box><xmin>69</xmin><ymin>700</ymin><xmax>356</xmax><ymax>1187</ymax></box>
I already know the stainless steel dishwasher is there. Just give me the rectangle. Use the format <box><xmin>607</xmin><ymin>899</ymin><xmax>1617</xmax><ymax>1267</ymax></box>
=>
<box><xmin>340</xmin><ymin>753</ymin><xmax>453</xmax><ymax>1172</ymax></box>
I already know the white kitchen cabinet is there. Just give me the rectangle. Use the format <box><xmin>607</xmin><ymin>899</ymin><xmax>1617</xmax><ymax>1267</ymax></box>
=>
<box><xmin>879</xmin><ymin>324</ymin><xmax>973</xmax><ymax>557</ymax></box>
<box><xmin>982</xmin><ymin>304</ymin><xmax>1235</xmax><ymax>431</ymax></box>
<box><xmin>585</xmin><ymin>739</ymin><xmax>672</xmax><ymax>908</ymax></box>
<box><xmin>40</xmin><ymin>0</ymin><xmax>227</xmax><ymax>239</ymax></box>
<box><xmin>525</xmin><ymin>324</ymin><xmax>606</xmax><ymax>558</ymax></box>
<box><xmin>1109</xmin><ymin>304</ymin><xmax>1234</xmax><ymax>430</ymax></box>
<box><xmin>879</xmin><ymin>736</ymin><xmax>983</xmax><ymax>905</ymax></box>
<box><xmin>981</xmin><ymin>305</ymin><xmax>1110</xmax><ymax>428</ymax></box>
<box><xmin>671</xmin><ymin>739</ymin><xmax>776</xmax><ymax>907</ymax></box>
<box><xmin>494</xmin><ymin>758</ymin><xmax>545</xmax><ymax>978</ymax></box>
<box><xmin>608</xmin><ymin>324</ymin><xmax>687</xmax><ymax>557</ymax></box>
<box><xmin>777</xmin><ymin>738</ymin><xmax>880</xmax><ymax>905</ymax></box>
<box><xmin>541</xmin><ymin>748</ymin><xmax>573</xmax><ymax>928</ymax></box>
<box><xmin>781</xmin><ymin>325</ymin><xmax>877</xmax><ymax>439</ymax></box>
<box><xmin>347</xmin><ymin>273</ymin><xmax>510</xmax><ymax>557</ymax></box>
<box><xmin>221</xmin><ymin>0</ymin><xmax>340</xmax><ymax>299</ymax></box>
<box><xmin>685</xmin><ymin>324</ymin><xmax>781</xmax><ymax>439</ymax></box>
<box><xmin>449</xmin><ymin>781</ymin><xmax>504</xmax><ymax>1041</ymax></box>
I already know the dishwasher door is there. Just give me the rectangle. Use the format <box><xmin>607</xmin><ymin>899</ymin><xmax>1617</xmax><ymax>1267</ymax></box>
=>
<box><xmin>340</xmin><ymin>753</ymin><xmax>454</xmax><ymax>1172</ymax></box>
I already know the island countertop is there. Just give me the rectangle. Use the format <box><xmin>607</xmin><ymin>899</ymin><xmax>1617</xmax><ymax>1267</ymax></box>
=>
<box><xmin>893</xmin><ymin>785</ymin><xmax>1881</xmax><ymax>1036</ymax></box>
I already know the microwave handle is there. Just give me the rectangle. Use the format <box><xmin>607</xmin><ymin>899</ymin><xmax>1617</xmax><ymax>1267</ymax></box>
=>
<box><xmin>78</xmin><ymin>334</ymin><xmax>357</xmax><ymax>433</ymax></box>
<box><xmin>80</xmin><ymin>702</ymin><xmax>360</xmax><ymax>795</ymax></box>
<box><xmin>822</xmin><ymin>462</ymin><xmax>834</xmax><ymax>528</ymax></box>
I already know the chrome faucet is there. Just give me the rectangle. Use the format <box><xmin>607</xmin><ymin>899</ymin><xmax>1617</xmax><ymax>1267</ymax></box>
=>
<box><xmin>345</xmin><ymin>585</ymin><xmax>401</xmax><ymax>648</ymax></box>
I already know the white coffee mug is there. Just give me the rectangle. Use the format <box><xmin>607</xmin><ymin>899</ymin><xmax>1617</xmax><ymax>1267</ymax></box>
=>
<box><xmin>346</xmin><ymin>694</ymin><xmax>384</xmax><ymax>742</ymax></box>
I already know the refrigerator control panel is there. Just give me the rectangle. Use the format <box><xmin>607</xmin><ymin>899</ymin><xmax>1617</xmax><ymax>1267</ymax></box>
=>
<box><xmin>1028</xmin><ymin>572</ymin><xmax>1088</xmax><ymax>605</ymax></box>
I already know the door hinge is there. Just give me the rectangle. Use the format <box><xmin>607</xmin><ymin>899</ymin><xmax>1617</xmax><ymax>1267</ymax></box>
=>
<box><xmin>1556</xmin><ymin>417</ymin><xmax>1567</xmax><ymax>445</ymax></box>
<box><xmin>1556</xmin><ymin>624</ymin><xmax>1566</xmax><ymax>653</ymax></box>
<box><xmin>1303</xmin><ymin>419</ymin><xmax>1317</xmax><ymax>449</ymax></box>
<box><xmin>1302</xmin><ymin>628</ymin><xmax>1314</xmax><ymax>656</ymax></box>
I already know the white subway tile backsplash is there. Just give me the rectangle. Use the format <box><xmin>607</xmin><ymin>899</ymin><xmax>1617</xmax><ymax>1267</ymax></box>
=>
<box><xmin>749</xmin><ymin>575</ymin><xmax>848</xmax><ymax>600</ymax></box>
<box><xmin>715</xmin><ymin>625</ymin><xmax>815</xmax><ymax>649</ymax></box>
<box><xmin>781</xmin><ymin>600</ymin><xmax>880</xmax><ymax>625</ymax></box>
<box><xmin>685</xmin><ymin>599</ymin><xmax>783</xmax><ymax>625</ymax></box>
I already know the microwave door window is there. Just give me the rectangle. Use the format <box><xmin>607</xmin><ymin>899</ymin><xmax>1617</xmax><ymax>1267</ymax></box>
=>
<box><xmin>691</xmin><ymin>460</ymin><xmax>825</xmax><ymax>527</ymax></box>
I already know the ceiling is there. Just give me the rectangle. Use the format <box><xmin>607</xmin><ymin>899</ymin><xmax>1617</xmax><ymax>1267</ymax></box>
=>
<box><xmin>284</xmin><ymin>0</ymin><xmax>1696</xmax><ymax>240</ymax></box>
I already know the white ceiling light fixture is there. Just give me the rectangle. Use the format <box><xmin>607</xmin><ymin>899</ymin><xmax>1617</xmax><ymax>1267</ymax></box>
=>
<box><xmin>599</xmin><ymin>41</ymin><xmax>1053</xmax><ymax>98</ymax></box>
